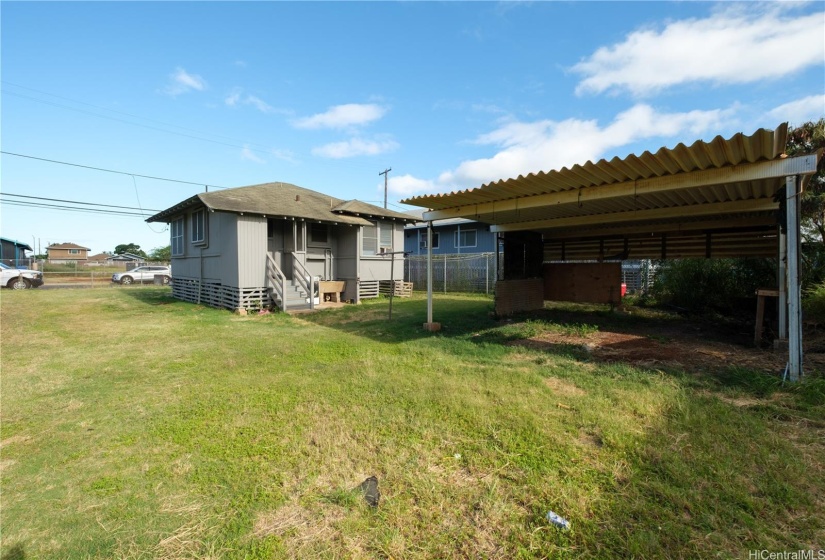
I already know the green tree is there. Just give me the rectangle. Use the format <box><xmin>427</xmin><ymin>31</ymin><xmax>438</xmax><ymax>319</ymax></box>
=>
<box><xmin>786</xmin><ymin>118</ymin><xmax>825</xmax><ymax>243</ymax></box>
<box><xmin>114</xmin><ymin>243</ymin><xmax>147</xmax><ymax>257</ymax></box>
<box><xmin>148</xmin><ymin>245</ymin><xmax>171</xmax><ymax>262</ymax></box>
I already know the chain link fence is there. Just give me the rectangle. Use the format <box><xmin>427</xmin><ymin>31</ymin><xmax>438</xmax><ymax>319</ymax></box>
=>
<box><xmin>405</xmin><ymin>253</ymin><xmax>498</xmax><ymax>294</ymax></box>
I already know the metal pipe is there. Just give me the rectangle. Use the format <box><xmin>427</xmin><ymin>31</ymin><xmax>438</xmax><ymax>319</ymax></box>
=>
<box><xmin>786</xmin><ymin>176</ymin><xmax>802</xmax><ymax>381</ymax></box>
<box><xmin>427</xmin><ymin>221</ymin><xmax>433</xmax><ymax>325</ymax></box>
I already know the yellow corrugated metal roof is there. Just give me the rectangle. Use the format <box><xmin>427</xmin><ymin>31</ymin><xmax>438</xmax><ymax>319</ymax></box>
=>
<box><xmin>400</xmin><ymin>123</ymin><xmax>825</xmax><ymax>259</ymax></box>
<box><xmin>402</xmin><ymin>124</ymin><xmax>789</xmax><ymax>213</ymax></box>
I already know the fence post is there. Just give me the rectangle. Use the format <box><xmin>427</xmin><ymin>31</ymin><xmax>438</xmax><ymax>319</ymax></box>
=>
<box><xmin>443</xmin><ymin>254</ymin><xmax>447</xmax><ymax>294</ymax></box>
<box><xmin>486</xmin><ymin>254</ymin><xmax>489</xmax><ymax>295</ymax></box>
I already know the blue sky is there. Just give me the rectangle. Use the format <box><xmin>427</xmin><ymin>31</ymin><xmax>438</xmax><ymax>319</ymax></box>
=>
<box><xmin>1</xmin><ymin>1</ymin><xmax>823</xmax><ymax>256</ymax></box>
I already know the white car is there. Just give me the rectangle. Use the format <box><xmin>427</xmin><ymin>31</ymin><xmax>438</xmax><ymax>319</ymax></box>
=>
<box><xmin>1</xmin><ymin>262</ymin><xmax>44</xmax><ymax>289</ymax></box>
<box><xmin>112</xmin><ymin>266</ymin><xmax>172</xmax><ymax>285</ymax></box>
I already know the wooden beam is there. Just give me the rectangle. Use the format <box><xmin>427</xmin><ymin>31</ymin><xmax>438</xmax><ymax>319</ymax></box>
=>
<box><xmin>490</xmin><ymin>198</ymin><xmax>779</xmax><ymax>233</ymax></box>
<box><xmin>541</xmin><ymin>215</ymin><xmax>776</xmax><ymax>240</ymax></box>
<box><xmin>422</xmin><ymin>155</ymin><xmax>817</xmax><ymax>221</ymax></box>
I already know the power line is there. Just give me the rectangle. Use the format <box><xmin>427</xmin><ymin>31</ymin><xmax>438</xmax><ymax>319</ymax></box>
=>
<box><xmin>2</xmin><ymin>90</ymin><xmax>281</xmax><ymax>156</ymax></box>
<box><xmin>0</xmin><ymin>151</ymin><xmax>225</xmax><ymax>189</ymax></box>
<box><xmin>1</xmin><ymin>81</ymin><xmax>279</xmax><ymax>153</ymax></box>
<box><xmin>1</xmin><ymin>192</ymin><xmax>161</xmax><ymax>212</ymax></box>
<box><xmin>1</xmin><ymin>199</ymin><xmax>152</xmax><ymax>217</ymax></box>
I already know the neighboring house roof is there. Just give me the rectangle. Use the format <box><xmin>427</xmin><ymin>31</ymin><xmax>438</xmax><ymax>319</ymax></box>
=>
<box><xmin>0</xmin><ymin>237</ymin><xmax>33</xmax><ymax>251</ymax></box>
<box><xmin>111</xmin><ymin>253</ymin><xmax>144</xmax><ymax>261</ymax></box>
<box><xmin>405</xmin><ymin>217</ymin><xmax>481</xmax><ymax>229</ymax></box>
<box><xmin>47</xmin><ymin>243</ymin><xmax>90</xmax><ymax>250</ymax></box>
<box><xmin>147</xmin><ymin>182</ymin><xmax>418</xmax><ymax>225</ymax></box>
<box><xmin>87</xmin><ymin>253</ymin><xmax>111</xmax><ymax>261</ymax></box>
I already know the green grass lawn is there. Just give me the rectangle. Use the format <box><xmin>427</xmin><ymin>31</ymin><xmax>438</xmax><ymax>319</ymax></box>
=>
<box><xmin>1</xmin><ymin>288</ymin><xmax>823</xmax><ymax>559</ymax></box>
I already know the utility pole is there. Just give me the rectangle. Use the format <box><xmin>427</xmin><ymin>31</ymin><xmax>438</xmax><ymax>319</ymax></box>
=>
<box><xmin>379</xmin><ymin>168</ymin><xmax>392</xmax><ymax>209</ymax></box>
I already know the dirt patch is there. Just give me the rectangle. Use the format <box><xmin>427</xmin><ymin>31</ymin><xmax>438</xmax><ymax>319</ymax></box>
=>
<box><xmin>512</xmin><ymin>316</ymin><xmax>825</xmax><ymax>375</ymax></box>
<box><xmin>0</xmin><ymin>435</ymin><xmax>31</xmax><ymax>448</ymax></box>
<box><xmin>543</xmin><ymin>377</ymin><xmax>586</xmax><ymax>397</ymax></box>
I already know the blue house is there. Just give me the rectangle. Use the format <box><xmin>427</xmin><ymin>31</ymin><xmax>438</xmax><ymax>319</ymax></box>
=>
<box><xmin>0</xmin><ymin>237</ymin><xmax>33</xmax><ymax>267</ymax></box>
<box><xmin>404</xmin><ymin>218</ymin><xmax>497</xmax><ymax>256</ymax></box>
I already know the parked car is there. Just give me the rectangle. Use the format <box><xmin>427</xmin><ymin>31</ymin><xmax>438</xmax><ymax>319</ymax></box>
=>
<box><xmin>0</xmin><ymin>262</ymin><xmax>44</xmax><ymax>289</ymax></box>
<box><xmin>112</xmin><ymin>266</ymin><xmax>171</xmax><ymax>285</ymax></box>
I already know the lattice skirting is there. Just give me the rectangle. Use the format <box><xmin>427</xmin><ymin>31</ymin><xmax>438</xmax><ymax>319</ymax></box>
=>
<box><xmin>379</xmin><ymin>280</ymin><xmax>413</xmax><ymax>297</ymax></box>
<box><xmin>172</xmin><ymin>278</ymin><xmax>270</xmax><ymax>310</ymax></box>
<box><xmin>358</xmin><ymin>280</ymin><xmax>380</xmax><ymax>299</ymax></box>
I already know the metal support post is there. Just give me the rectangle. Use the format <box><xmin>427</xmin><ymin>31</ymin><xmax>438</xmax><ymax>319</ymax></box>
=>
<box><xmin>779</xmin><ymin>227</ymin><xmax>787</xmax><ymax>339</ymax></box>
<box><xmin>786</xmin><ymin>176</ymin><xmax>802</xmax><ymax>381</ymax></box>
<box><xmin>427</xmin><ymin>222</ymin><xmax>433</xmax><ymax>325</ymax></box>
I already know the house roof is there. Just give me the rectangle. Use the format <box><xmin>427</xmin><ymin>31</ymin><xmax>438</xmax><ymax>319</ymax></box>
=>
<box><xmin>87</xmin><ymin>253</ymin><xmax>111</xmax><ymax>261</ymax></box>
<box><xmin>401</xmin><ymin>124</ymin><xmax>821</xmax><ymax>259</ymax></box>
<box><xmin>405</xmin><ymin>217</ymin><xmax>479</xmax><ymax>230</ymax></box>
<box><xmin>147</xmin><ymin>182</ymin><xmax>418</xmax><ymax>225</ymax></box>
<box><xmin>112</xmin><ymin>253</ymin><xmax>144</xmax><ymax>261</ymax></box>
<box><xmin>0</xmin><ymin>238</ymin><xmax>33</xmax><ymax>251</ymax></box>
<box><xmin>47</xmin><ymin>242</ymin><xmax>90</xmax><ymax>250</ymax></box>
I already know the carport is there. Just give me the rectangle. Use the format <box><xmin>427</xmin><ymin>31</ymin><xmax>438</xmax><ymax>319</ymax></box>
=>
<box><xmin>402</xmin><ymin>124</ymin><xmax>820</xmax><ymax>381</ymax></box>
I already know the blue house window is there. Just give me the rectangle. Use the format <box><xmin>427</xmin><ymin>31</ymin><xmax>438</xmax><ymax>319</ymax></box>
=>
<box><xmin>454</xmin><ymin>229</ymin><xmax>477</xmax><ymax>249</ymax></box>
<box><xmin>420</xmin><ymin>232</ymin><xmax>439</xmax><ymax>250</ymax></box>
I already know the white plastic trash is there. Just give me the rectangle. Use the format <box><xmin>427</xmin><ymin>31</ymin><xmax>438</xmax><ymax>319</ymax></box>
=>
<box><xmin>546</xmin><ymin>510</ymin><xmax>570</xmax><ymax>530</ymax></box>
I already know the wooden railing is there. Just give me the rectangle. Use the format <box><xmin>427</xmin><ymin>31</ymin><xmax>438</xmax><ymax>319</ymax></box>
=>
<box><xmin>266</xmin><ymin>253</ymin><xmax>288</xmax><ymax>311</ymax></box>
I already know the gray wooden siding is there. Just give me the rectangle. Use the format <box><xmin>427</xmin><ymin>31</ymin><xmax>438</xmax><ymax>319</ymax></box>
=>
<box><xmin>171</xmin><ymin>210</ymin><xmax>230</xmax><ymax>283</ymax></box>
<box><xmin>236</xmin><ymin>215</ymin><xmax>267</xmax><ymax>288</ymax></box>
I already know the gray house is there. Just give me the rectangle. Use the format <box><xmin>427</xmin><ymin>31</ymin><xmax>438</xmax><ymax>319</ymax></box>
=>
<box><xmin>147</xmin><ymin>182</ymin><xmax>416</xmax><ymax>311</ymax></box>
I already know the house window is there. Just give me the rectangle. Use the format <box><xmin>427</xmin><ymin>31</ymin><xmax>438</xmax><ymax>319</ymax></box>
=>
<box><xmin>420</xmin><ymin>232</ymin><xmax>440</xmax><ymax>250</ymax></box>
<box><xmin>362</xmin><ymin>222</ymin><xmax>378</xmax><ymax>255</ymax></box>
<box><xmin>191</xmin><ymin>210</ymin><xmax>206</xmax><ymax>244</ymax></box>
<box><xmin>363</xmin><ymin>221</ymin><xmax>394</xmax><ymax>255</ymax></box>
<box><xmin>380</xmin><ymin>223</ymin><xmax>393</xmax><ymax>252</ymax></box>
<box><xmin>68</xmin><ymin>249</ymin><xmax>80</xmax><ymax>255</ymax></box>
<box><xmin>171</xmin><ymin>217</ymin><xmax>184</xmax><ymax>256</ymax></box>
<box><xmin>454</xmin><ymin>229</ymin><xmax>477</xmax><ymax>249</ymax></box>
<box><xmin>310</xmin><ymin>223</ymin><xmax>328</xmax><ymax>244</ymax></box>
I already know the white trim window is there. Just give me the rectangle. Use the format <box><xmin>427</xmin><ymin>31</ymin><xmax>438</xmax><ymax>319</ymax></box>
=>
<box><xmin>362</xmin><ymin>221</ymin><xmax>394</xmax><ymax>255</ymax></box>
<box><xmin>454</xmin><ymin>229</ymin><xmax>477</xmax><ymax>249</ymax></box>
<box><xmin>68</xmin><ymin>249</ymin><xmax>80</xmax><ymax>255</ymax></box>
<box><xmin>171</xmin><ymin>217</ymin><xmax>184</xmax><ymax>256</ymax></box>
<box><xmin>362</xmin><ymin>221</ymin><xmax>378</xmax><ymax>255</ymax></box>
<box><xmin>420</xmin><ymin>232</ymin><xmax>440</xmax><ymax>250</ymax></box>
<box><xmin>191</xmin><ymin>210</ymin><xmax>206</xmax><ymax>245</ymax></box>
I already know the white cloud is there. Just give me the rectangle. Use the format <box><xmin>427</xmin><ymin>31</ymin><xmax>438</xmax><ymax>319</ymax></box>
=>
<box><xmin>293</xmin><ymin>103</ymin><xmax>387</xmax><ymax>129</ymax></box>
<box><xmin>440</xmin><ymin>104</ymin><xmax>728</xmax><ymax>188</ymax></box>
<box><xmin>245</xmin><ymin>95</ymin><xmax>277</xmax><ymax>114</ymax></box>
<box><xmin>240</xmin><ymin>146</ymin><xmax>265</xmax><ymax>164</ymax></box>
<box><xmin>224</xmin><ymin>88</ymin><xmax>287</xmax><ymax>114</ymax></box>
<box><xmin>767</xmin><ymin>94</ymin><xmax>825</xmax><ymax>125</ymax></box>
<box><xmin>312</xmin><ymin>137</ymin><xmax>399</xmax><ymax>159</ymax></box>
<box><xmin>163</xmin><ymin>67</ymin><xmax>207</xmax><ymax>96</ymax></box>
<box><xmin>573</xmin><ymin>6</ymin><xmax>825</xmax><ymax>96</ymax></box>
<box><xmin>271</xmin><ymin>148</ymin><xmax>298</xmax><ymax>164</ymax></box>
<box><xmin>387</xmin><ymin>174</ymin><xmax>439</xmax><ymax>197</ymax></box>
<box><xmin>395</xmin><ymin>104</ymin><xmax>729</xmax><ymax>198</ymax></box>
<box><xmin>225</xmin><ymin>88</ymin><xmax>242</xmax><ymax>106</ymax></box>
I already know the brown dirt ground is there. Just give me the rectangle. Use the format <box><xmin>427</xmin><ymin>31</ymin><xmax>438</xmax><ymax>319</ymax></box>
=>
<box><xmin>510</xmin><ymin>309</ymin><xmax>825</xmax><ymax>376</ymax></box>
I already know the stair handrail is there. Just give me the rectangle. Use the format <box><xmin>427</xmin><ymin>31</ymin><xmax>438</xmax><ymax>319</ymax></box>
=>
<box><xmin>291</xmin><ymin>254</ymin><xmax>317</xmax><ymax>310</ymax></box>
<box><xmin>266</xmin><ymin>253</ymin><xmax>288</xmax><ymax>311</ymax></box>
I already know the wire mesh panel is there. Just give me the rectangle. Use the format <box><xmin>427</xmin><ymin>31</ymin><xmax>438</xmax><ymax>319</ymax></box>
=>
<box><xmin>405</xmin><ymin>253</ymin><xmax>497</xmax><ymax>294</ymax></box>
